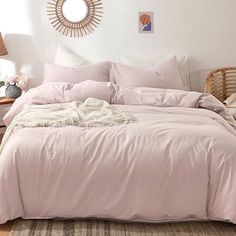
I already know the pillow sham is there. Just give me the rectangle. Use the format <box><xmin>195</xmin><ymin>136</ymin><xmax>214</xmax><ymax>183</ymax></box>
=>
<box><xmin>110</xmin><ymin>56</ymin><xmax>184</xmax><ymax>90</ymax></box>
<box><xmin>43</xmin><ymin>61</ymin><xmax>111</xmax><ymax>84</ymax></box>
<box><xmin>55</xmin><ymin>44</ymin><xmax>88</xmax><ymax>67</ymax></box>
<box><xmin>120</xmin><ymin>54</ymin><xmax>190</xmax><ymax>90</ymax></box>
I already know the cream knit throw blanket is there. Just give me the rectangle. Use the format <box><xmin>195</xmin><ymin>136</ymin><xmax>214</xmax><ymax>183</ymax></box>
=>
<box><xmin>0</xmin><ymin>98</ymin><xmax>134</xmax><ymax>152</ymax></box>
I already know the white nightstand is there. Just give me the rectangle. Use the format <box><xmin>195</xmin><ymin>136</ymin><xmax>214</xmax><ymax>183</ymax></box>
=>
<box><xmin>0</xmin><ymin>97</ymin><xmax>15</xmax><ymax>135</ymax></box>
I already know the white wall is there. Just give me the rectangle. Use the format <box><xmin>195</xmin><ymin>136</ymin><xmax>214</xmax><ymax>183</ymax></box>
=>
<box><xmin>0</xmin><ymin>0</ymin><xmax>236</xmax><ymax>91</ymax></box>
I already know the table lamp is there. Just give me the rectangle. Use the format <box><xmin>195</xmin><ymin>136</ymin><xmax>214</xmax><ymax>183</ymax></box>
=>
<box><xmin>0</xmin><ymin>33</ymin><xmax>8</xmax><ymax>94</ymax></box>
<box><xmin>0</xmin><ymin>33</ymin><xmax>8</xmax><ymax>57</ymax></box>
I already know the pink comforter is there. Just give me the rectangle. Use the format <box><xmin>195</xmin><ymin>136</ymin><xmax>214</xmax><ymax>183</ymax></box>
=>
<box><xmin>1</xmin><ymin>81</ymin><xmax>236</xmax><ymax>224</ymax></box>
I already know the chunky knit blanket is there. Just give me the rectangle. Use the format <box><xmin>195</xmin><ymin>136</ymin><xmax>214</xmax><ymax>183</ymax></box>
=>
<box><xmin>0</xmin><ymin>98</ymin><xmax>134</xmax><ymax>152</ymax></box>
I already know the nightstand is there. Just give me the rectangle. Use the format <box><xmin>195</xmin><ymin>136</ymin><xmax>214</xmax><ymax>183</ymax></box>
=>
<box><xmin>0</xmin><ymin>97</ymin><xmax>15</xmax><ymax>135</ymax></box>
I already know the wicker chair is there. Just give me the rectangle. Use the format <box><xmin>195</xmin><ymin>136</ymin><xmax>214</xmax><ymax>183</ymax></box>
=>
<box><xmin>205</xmin><ymin>67</ymin><xmax>236</xmax><ymax>102</ymax></box>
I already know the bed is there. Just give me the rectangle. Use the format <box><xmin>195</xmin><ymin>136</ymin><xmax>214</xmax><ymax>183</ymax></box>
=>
<box><xmin>0</xmin><ymin>79</ymin><xmax>236</xmax><ymax>224</ymax></box>
<box><xmin>1</xmin><ymin>57</ymin><xmax>236</xmax><ymax>224</ymax></box>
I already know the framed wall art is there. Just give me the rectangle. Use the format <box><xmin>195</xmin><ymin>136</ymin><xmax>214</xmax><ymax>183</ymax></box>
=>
<box><xmin>139</xmin><ymin>12</ymin><xmax>154</xmax><ymax>34</ymax></box>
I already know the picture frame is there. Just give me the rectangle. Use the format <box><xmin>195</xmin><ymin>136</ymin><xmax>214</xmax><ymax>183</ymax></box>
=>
<box><xmin>138</xmin><ymin>12</ymin><xmax>154</xmax><ymax>34</ymax></box>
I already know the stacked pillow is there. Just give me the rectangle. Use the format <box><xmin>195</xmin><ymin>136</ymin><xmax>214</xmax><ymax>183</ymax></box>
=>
<box><xmin>55</xmin><ymin>44</ymin><xmax>88</xmax><ymax>67</ymax></box>
<box><xmin>44</xmin><ymin>45</ymin><xmax>189</xmax><ymax>91</ymax></box>
<box><xmin>44</xmin><ymin>61</ymin><xmax>111</xmax><ymax>84</ymax></box>
<box><xmin>109</xmin><ymin>56</ymin><xmax>183</xmax><ymax>90</ymax></box>
<box><xmin>120</xmin><ymin>54</ymin><xmax>190</xmax><ymax>90</ymax></box>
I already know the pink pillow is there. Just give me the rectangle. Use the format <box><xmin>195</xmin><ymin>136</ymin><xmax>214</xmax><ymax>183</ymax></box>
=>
<box><xmin>44</xmin><ymin>61</ymin><xmax>111</xmax><ymax>84</ymax></box>
<box><xmin>110</xmin><ymin>56</ymin><xmax>184</xmax><ymax>90</ymax></box>
<box><xmin>65</xmin><ymin>80</ymin><xmax>112</xmax><ymax>102</ymax></box>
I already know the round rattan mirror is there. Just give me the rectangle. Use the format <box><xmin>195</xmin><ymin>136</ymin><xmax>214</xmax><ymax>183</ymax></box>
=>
<box><xmin>47</xmin><ymin>0</ymin><xmax>103</xmax><ymax>38</ymax></box>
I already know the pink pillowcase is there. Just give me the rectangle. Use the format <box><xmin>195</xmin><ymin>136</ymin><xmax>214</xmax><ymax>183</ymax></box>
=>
<box><xmin>110</xmin><ymin>56</ymin><xmax>184</xmax><ymax>90</ymax></box>
<box><xmin>65</xmin><ymin>80</ymin><xmax>112</xmax><ymax>103</ymax></box>
<box><xmin>44</xmin><ymin>61</ymin><xmax>111</xmax><ymax>84</ymax></box>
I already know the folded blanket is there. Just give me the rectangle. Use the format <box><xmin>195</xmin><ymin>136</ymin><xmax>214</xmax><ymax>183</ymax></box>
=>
<box><xmin>0</xmin><ymin>98</ymin><xmax>134</xmax><ymax>153</ymax></box>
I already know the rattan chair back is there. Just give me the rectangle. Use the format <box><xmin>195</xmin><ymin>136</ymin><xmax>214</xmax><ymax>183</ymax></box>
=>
<box><xmin>205</xmin><ymin>67</ymin><xmax>236</xmax><ymax>102</ymax></box>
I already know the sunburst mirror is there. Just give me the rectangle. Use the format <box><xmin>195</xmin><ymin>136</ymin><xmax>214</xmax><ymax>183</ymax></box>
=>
<box><xmin>47</xmin><ymin>0</ymin><xmax>103</xmax><ymax>38</ymax></box>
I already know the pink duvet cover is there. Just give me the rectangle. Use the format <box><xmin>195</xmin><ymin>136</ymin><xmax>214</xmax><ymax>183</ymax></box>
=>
<box><xmin>1</xmin><ymin>82</ymin><xmax>236</xmax><ymax>224</ymax></box>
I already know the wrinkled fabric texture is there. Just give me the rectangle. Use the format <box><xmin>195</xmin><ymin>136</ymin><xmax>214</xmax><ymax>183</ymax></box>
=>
<box><xmin>1</xmin><ymin>82</ymin><xmax>236</xmax><ymax>224</ymax></box>
<box><xmin>0</xmin><ymin>98</ymin><xmax>134</xmax><ymax>153</ymax></box>
<box><xmin>4</xmin><ymin>82</ymin><xmax>234</xmax><ymax>126</ymax></box>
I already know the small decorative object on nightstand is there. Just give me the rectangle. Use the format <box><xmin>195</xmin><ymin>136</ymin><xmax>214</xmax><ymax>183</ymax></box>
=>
<box><xmin>5</xmin><ymin>75</ymin><xmax>28</xmax><ymax>99</ymax></box>
<box><xmin>5</xmin><ymin>83</ymin><xmax>22</xmax><ymax>99</ymax></box>
<box><xmin>0</xmin><ymin>97</ymin><xmax>15</xmax><ymax>135</ymax></box>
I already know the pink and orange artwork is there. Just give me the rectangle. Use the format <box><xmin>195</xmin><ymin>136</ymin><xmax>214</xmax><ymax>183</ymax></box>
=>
<box><xmin>139</xmin><ymin>12</ymin><xmax>154</xmax><ymax>33</ymax></box>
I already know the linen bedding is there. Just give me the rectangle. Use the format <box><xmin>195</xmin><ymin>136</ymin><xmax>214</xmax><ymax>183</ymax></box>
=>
<box><xmin>1</xmin><ymin>81</ymin><xmax>236</xmax><ymax>224</ymax></box>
